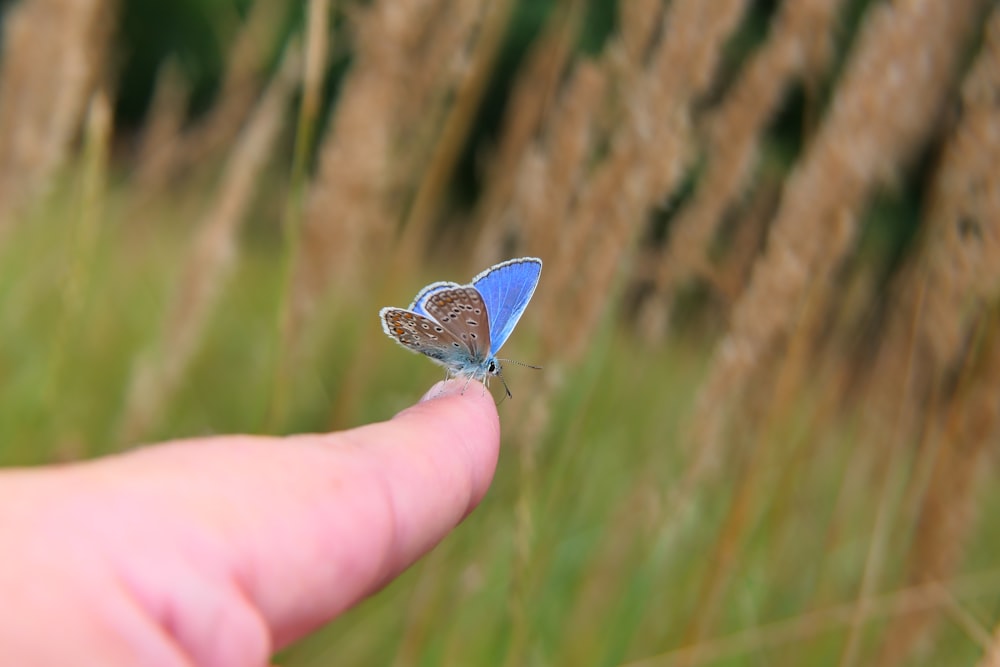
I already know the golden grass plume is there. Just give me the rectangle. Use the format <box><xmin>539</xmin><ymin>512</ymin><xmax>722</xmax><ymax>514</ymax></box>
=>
<box><xmin>688</xmin><ymin>0</ymin><xmax>986</xmax><ymax>465</ymax></box>
<box><xmin>0</xmin><ymin>0</ymin><xmax>115</xmax><ymax>238</ymax></box>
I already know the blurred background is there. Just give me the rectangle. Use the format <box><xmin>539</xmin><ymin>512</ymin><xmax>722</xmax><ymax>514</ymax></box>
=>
<box><xmin>0</xmin><ymin>0</ymin><xmax>999</xmax><ymax>664</ymax></box>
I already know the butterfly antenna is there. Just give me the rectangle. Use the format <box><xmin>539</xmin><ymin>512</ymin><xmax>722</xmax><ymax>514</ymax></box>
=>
<box><xmin>497</xmin><ymin>358</ymin><xmax>542</xmax><ymax>370</ymax></box>
<box><xmin>497</xmin><ymin>369</ymin><xmax>513</xmax><ymax>400</ymax></box>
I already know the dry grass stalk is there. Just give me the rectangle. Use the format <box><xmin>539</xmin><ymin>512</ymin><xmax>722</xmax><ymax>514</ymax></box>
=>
<box><xmin>796</xmin><ymin>278</ymin><xmax>926</xmax><ymax>629</ymax></box>
<box><xmin>638</xmin><ymin>0</ymin><xmax>846</xmax><ymax>340</ymax></box>
<box><xmin>865</xmin><ymin>5</ymin><xmax>1000</xmax><ymax>452</ymax></box>
<box><xmin>293</xmin><ymin>0</ymin><xmax>500</xmax><ymax>428</ymax></box>
<box><xmin>508</xmin><ymin>0</ymin><xmax>749</xmax><ymax>448</ymax></box>
<box><xmin>615</xmin><ymin>0</ymin><xmax>663</xmax><ymax>73</ymax></box>
<box><xmin>981</xmin><ymin>622</ymin><xmax>1000</xmax><ymax>667</ymax></box>
<box><xmin>135</xmin><ymin>0</ymin><xmax>286</xmax><ymax>197</ymax></box>
<box><xmin>290</xmin><ymin>0</ymin><xmax>482</xmax><ymax>327</ymax></box>
<box><xmin>77</xmin><ymin>91</ymin><xmax>114</xmax><ymax>279</ymax></box>
<box><xmin>388</xmin><ymin>0</ymin><xmax>490</xmax><ymax>173</ymax></box>
<box><xmin>474</xmin><ymin>0</ymin><xmax>661</xmax><ymax>271</ymax></box>
<box><xmin>617</xmin><ymin>570</ymin><xmax>1000</xmax><ymax>667</ymax></box>
<box><xmin>505</xmin><ymin>5</ymin><xmax>749</xmax><ymax>660</ymax></box>
<box><xmin>681</xmin><ymin>244</ymin><xmax>864</xmax><ymax>660</ymax></box>
<box><xmin>0</xmin><ymin>0</ymin><xmax>115</xmax><ymax>240</ymax></box>
<box><xmin>510</xmin><ymin>0</ymin><xmax>749</xmax><ymax>554</ymax></box>
<box><xmin>471</xmin><ymin>1</ymin><xmax>584</xmax><ymax>268</ymax></box>
<box><xmin>877</xmin><ymin>308</ymin><xmax>1000</xmax><ymax>666</ymax></box>
<box><xmin>873</xmin><ymin>15</ymin><xmax>1000</xmax><ymax>661</ymax></box>
<box><xmin>907</xmin><ymin>10</ymin><xmax>1000</xmax><ymax>391</ymax></box>
<box><xmin>678</xmin><ymin>444</ymin><xmax>762</xmax><ymax>662</ymax></box>
<box><xmin>547</xmin><ymin>0</ymin><xmax>749</xmax><ymax>368</ymax></box>
<box><xmin>525</xmin><ymin>63</ymin><xmax>607</xmax><ymax>261</ymax></box>
<box><xmin>133</xmin><ymin>59</ymin><xmax>190</xmax><ymax>192</ymax></box>
<box><xmin>688</xmin><ymin>0</ymin><xmax>985</xmax><ymax>467</ymax></box>
<box><xmin>501</xmin><ymin>135</ymin><xmax>608</xmax><ymax>656</ymax></box>
<box><xmin>393</xmin><ymin>0</ymin><xmax>512</xmax><ymax>278</ymax></box>
<box><xmin>119</xmin><ymin>45</ymin><xmax>300</xmax><ymax>442</ymax></box>
<box><xmin>300</xmin><ymin>0</ymin><xmax>331</xmax><ymax>136</ymax></box>
<box><xmin>558</xmin><ymin>484</ymin><xmax>661</xmax><ymax>665</ymax></box>
<box><xmin>504</xmin><ymin>61</ymin><xmax>607</xmax><ymax>273</ymax></box>
<box><xmin>708</xmin><ymin>174</ymin><xmax>781</xmax><ymax>304</ymax></box>
<box><xmin>838</xmin><ymin>315</ymin><xmax>923</xmax><ymax>667</ymax></box>
<box><xmin>674</xmin><ymin>262</ymin><xmax>868</xmax><ymax>661</ymax></box>
<box><xmin>484</xmin><ymin>0</ymin><xmax>652</xmax><ymax>340</ymax></box>
<box><xmin>935</xmin><ymin>586</ymin><xmax>995</xmax><ymax>654</ymax></box>
<box><xmin>46</xmin><ymin>90</ymin><xmax>114</xmax><ymax>405</ymax></box>
<box><xmin>292</xmin><ymin>2</ymin><xmax>422</xmax><ymax>313</ymax></box>
<box><xmin>266</xmin><ymin>0</ymin><xmax>332</xmax><ymax>430</ymax></box>
<box><xmin>676</xmin><ymin>5</ymin><xmax>986</xmax><ymax>656</ymax></box>
<box><xmin>498</xmin><ymin>147</ymin><xmax>604</xmax><ymax>661</ymax></box>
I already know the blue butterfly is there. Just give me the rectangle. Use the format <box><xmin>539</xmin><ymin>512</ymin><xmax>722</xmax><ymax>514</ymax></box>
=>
<box><xmin>380</xmin><ymin>257</ymin><xmax>542</xmax><ymax>396</ymax></box>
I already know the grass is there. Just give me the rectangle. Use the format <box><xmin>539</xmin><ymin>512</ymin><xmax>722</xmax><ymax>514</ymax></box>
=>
<box><xmin>3</xmin><ymin>185</ymin><xmax>998</xmax><ymax>665</ymax></box>
<box><xmin>1</xmin><ymin>0</ymin><xmax>999</xmax><ymax>664</ymax></box>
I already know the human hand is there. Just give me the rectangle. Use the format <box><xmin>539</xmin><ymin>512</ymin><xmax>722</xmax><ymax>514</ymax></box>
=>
<box><xmin>0</xmin><ymin>380</ymin><xmax>499</xmax><ymax>667</ymax></box>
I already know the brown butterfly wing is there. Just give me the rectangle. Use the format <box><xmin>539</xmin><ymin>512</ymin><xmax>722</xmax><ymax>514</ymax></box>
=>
<box><xmin>423</xmin><ymin>286</ymin><xmax>492</xmax><ymax>360</ymax></box>
<box><xmin>381</xmin><ymin>308</ymin><xmax>469</xmax><ymax>366</ymax></box>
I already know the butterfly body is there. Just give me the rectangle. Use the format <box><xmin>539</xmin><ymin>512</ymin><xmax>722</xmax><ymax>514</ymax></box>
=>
<box><xmin>380</xmin><ymin>257</ymin><xmax>542</xmax><ymax>390</ymax></box>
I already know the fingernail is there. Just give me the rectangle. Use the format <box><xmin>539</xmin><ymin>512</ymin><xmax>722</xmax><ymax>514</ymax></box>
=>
<box><xmin>419</xmin><ymin>381</ymin><xmax>444</xmax><ymax>403</ymax></box>
<box><xmin>419</xmin><ymin>380</ymin><xmax>462</xmax><ymax>403</ymax></box>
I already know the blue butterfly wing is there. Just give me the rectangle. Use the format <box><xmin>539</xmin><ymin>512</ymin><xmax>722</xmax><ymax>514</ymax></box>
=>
<box><xmin>409</xmin><ymin>281</ymin><xmax>461</xmax><ymax>317</ymax></box>
<box><xmin>471</xmin><ymin>257</ymin><xmax>542</xmax><ymax>354</ymax></box>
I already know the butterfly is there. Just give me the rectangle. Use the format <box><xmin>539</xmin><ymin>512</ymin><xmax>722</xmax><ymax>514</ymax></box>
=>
<box><xmin>380</xmin><ymin>257</ymin><xmax>543</xmax><ymax>397</ymax></box>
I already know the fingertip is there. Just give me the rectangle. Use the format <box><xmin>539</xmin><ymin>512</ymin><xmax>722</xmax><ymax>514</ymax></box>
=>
<box><xmin>411</xmin><ymin>380</ymin><xmax>500</xmax><ymax>439</ymax></box>
<box><xmin>412</xmin><ymin>377</ymin><xmax>499</xmax><ymax>429</ymax></box>
<box><xmin>418</xmin><ymin>379</ymin><xmax>464</xmax><ymax>402</ymax></box>
<box><xmin>397</xmin><ymin>379</ymin><xmax>501</xmax><ymax>504</ymax></box>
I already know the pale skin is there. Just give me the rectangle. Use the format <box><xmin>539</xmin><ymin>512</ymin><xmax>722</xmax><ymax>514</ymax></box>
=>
<box><xmin>0</xmin><ymin>381</ymin><xmax>499</xmax><ymax>667</ymax></box>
